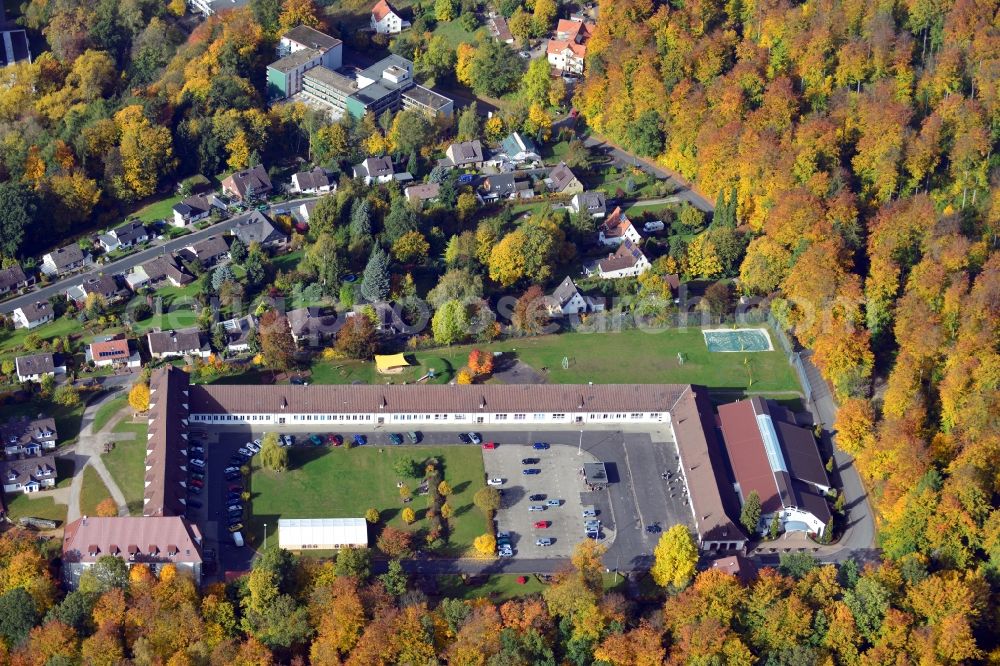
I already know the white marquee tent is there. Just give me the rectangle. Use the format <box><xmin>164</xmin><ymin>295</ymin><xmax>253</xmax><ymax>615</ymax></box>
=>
<box><xmin>278</xmin><ymin>518</ymin><xmax>369</xmax><ymax>550</ymax></box>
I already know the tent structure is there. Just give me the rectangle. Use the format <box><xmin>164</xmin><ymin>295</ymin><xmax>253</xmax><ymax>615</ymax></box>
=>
<box><xmin>375</xmin><ymin>353</ymin><xmax>411</xmax><ymax>374</ymax></box>
<box><xmin>278</xmin><ymin>518</ymin><xmax>368</xmax><ymax>550</ymax></box>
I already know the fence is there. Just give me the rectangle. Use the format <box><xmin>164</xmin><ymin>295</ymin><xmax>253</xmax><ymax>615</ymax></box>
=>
<box><xmin>768</xmin><ymin>315</ymin><xmax>813</xmax><ymax>403</ymax></box>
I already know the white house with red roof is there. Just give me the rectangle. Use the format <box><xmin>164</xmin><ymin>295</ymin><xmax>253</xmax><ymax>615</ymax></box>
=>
<box><xmin>598</xmin><ymin>207</ymin><xmax>643</xmax><ymax>246</ymax></box>
<box><xmin>547</xmin><ymin>19</ymin><xmax>594</xmax><ymax>75</ymax></box>
<box><xmin>371</xmin><ymin>0</ymin><xmax>409</xmax><ymax>34</ymax></box>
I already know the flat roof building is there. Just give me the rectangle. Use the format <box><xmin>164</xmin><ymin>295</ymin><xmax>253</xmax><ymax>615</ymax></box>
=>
<box><xmin>583</xmin><ymin>462</ymin><xmax>609</xmax><ymax>490</ymax></box>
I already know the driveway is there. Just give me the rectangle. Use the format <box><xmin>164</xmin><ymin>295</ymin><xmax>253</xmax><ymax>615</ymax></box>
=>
<box><xmin>1</xmin><ymin>196</ymin><xmax>323</xmax><ymax>316</ymax></box>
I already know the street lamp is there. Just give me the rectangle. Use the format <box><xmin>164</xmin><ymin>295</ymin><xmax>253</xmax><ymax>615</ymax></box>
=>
<box><xmin>263</xmin><ymin>523</ymin><xmax>267</xmax><ymax>550</ymax></box>
<box><xmin>577</xmin><ymin>430</ymin><xmax>583</xmax><ymax>455</ymax></box>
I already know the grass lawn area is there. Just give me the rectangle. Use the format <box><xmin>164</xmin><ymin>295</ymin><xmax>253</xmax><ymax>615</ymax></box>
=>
<box><xmin>136</xmin><ymin>194</ymin><xmax>184</xmax><ymax>222</ymax></box>
<box><xmin>250</xmin><ymin>445</ymin><xmax>487</xmax><ymax>556</ymax></box>
<box><xmin>308</xmin><ymin>328</ymin><xmax>799</xmax><ymax>394</ymax></box>
<box><xmin>91</xmin><ymin>394</ymin><xmax>127</xmax><ymax>433</ymax></box>
<box><xmin>79</xmin><ymin>465</ymin><xmax>113</xmax><ymax>516</ymax></box>
<box><xmin>0</xmin><ymin>316</ymin><xmax>80</xmax><ymax>363</ymax></box>
<box><xmin>309</xmin><ymin>352</ymin><xmax>457</xmax><ymax>386</ymax></box>
<box><xmin>131</xmin><ymin>281</ymin><xmax>204</xmax><ymax>334</ymax></box>
<box><xmin>438</xmin><ymin>574</ymin><xmax>547</xmax><ymax>601</ymax></box>
<box><xmin>431</xmin><ymin>18</ymin><xmax>477</xmax><ymax>47</ymax></box>
<box><xmin>103</xmin><ymin>419</ymin><xmax>148</xmax><ymax>515</ymax></box>
<box><xmin>4</xmin><ymin>493</ymin><xmax>67</xmax><ymax>525</ymax></box>
<box><xmin>272</xmin><ymin>250</ymin><xmax>304</xmax><ymax>274</ymax></box>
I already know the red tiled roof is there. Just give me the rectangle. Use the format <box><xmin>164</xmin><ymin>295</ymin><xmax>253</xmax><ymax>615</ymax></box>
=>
<box><xmin>145</xmin><ymin>367</ymin><xmax>191</xmax><ymax>517</ymax></box>
<box><xmin>89</xmin><ymin>339</ymin><xmax>130</xmax><ymax>360</ymax></box>
<box><xmin>371</xmin><ymin>0</ymin><xmax>398</xmax><ymax>21</ymax></box>
<box><xmin>63</xmin><ymin>516</ymin><xmax>202</xmax><ymax>565</ymax></box>
<box><xmin>717</xmin><ymin>399</ymin><xmax>783</xmax><ymax>513</ymax></box>
<box><xmin>600</xmin><ymin>206</ymin><xmax>636</xmax><ymax>239</ymax></box>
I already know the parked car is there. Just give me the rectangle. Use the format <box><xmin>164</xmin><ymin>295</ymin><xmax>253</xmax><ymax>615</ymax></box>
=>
<box><xmin>643</xmin><ymin>220</ymin><xmax>665</xmax><ymax>232</ymax></box>
<box><xmin>522</xmin><ymin>469</ymin><xmax>541</xmax><ymax>475</ymax></box>
<box><xmin>528</xmin><ymin>505</ymin><xmax>545</xmax><ymax>512</ymax></box>
<box><xmin>582</xmin><ymin>508</ymin><xmax>597</xmax><ymax>517</ymax></box>
<box><xmin>498</xmin><ymin>547</ymin><xmax>513</xmax><ymax>558</ymax></box>
<box><xmin>229</xmin><ymin>484</ymin><xmax>243</xmax><ymax>493</ymax></box>
<box><xmin>529</xmin><ymin>494</ymin><xmax>546</xmax><ymax>501</ymax></box>
<box><xmin>281</xmin><ymin>435</ymin><xmax>294</xmax><ymax>447</ymax></box>
<box><xmin>189</xmin><ymin>479</ymin><xmax>204</xmax><ymax>488</ymax></box>
<box><xmin>497</xmin><ymin>530</ymin><xmax>510</xmax><ymax>540</ymax></box>
<box><xmin>189</xmin><ymin>446</ymin><xmax>204</xmax><ymax>455</ymax></box>
<box><xmin>586</xmin><ymin>530</ymin><xmax>600</xmax><ymax>539</ymax></box>
<box><xmin>226</xmin><ymin>492</ymin><xmax>241</xmax><ymax>501</ymax></box>
<box><xmin>188</xmin><ymin>485</ymin><xmax>201</xmax><ymax>495</ymax></box>
<box><xmin>232</xmin><ymin>532</ymin><xmax>244</xmax><ymax>547</ymax></box>
<box><xmin>245</xmin><ymin>442</ymin><xmax>260</xmax><ymax>454</ymax></box>
<box><xmin>467</xmin><ymin>432</ymin><xmax>482</xmax><ymax>445</ymax></box>
<box><xmin>190</xmin><ymin>472</ymin><xmax>205</xmax><ymax>481</ymax></box>
<box><xmin>482</xmin><ymin>441</ymin><xmax>496</xmax><ymax>450</ymax></box>
<box><xmin>328</xmin><ymin>434</ymin><xmax>343</xmax><ymax>446</ymax></box>
<box><xmin>186</xmin><ymin>499</ymin><xmax>202</xmax><ymax>509</ymax></box>
<box><xmin>225</xmin><ymin>472</ymin><xmax>241</xmax><ymax>481</ymax></box>
<box><xmin>407</xmin><ymin>431</ymin><xmax>420</xmax><ymax>443</ymax></box>
<box><xmin>532</xmin><ymin>442</ymin><xmax>550</xmax><ymax>450</ymax></box>
<box><xmin>533</xmin><ymin>521</ymin><xmax>549</xmax><ymax>529</ymax></box>
<box><xmin>190</xmin><ymin>459</ymin><xmax>206</xmax><ymax>468</ymax></box>
<box><xmin>546</xmin><ymin>499</ymin><xmax>562</xmax><ymax>506</ymax></box>
<box><xmin>228</xmin><ymin>523</ymin><xmax>243</xmax><ymax>533</ymax></box>
<box><xmin>487</xmin><ymin>478</ymin><xmax>504</xmax><ymax>486</ymax></box>
<box><xmin>458</xmin><ymin>433</ymin><xmax>471</xmax><ymax>443</ymax></box>
<box><xmin>536</xmin><ymin>538</ymin><xmax>553</xmax><ymax>546</ymax></box>
<box><xmin>224</xmin><ymin>466</ymin><xmax>240</xmax><ymax>474</ymax></box>
<box><xmin>238</xmin><ymin>447</ymin><xmax>252</xmax><ymax>457</ymax></box>
<box><xmin>309</xmin><ymin>434</ymin><xmax>324</xmax><ymax>446</ymax></box>
<box><xmin>646</xmin><ymin>524</ymin><xmax>662</xmax><ymax>533</ymax></box>
<box><xmin>353</xmin><ymin>434</ymin><xmax>366</xmax><ymax>446</ymax></box>
<box><xmin>521</xmin><ymin>458</ymin><xmax>539</xmax><ymax>465</ymax></box>
<box><xmin>389</xmin><ymin>433</ymin><xmax>403</xmax><ymax>445</ymax></box>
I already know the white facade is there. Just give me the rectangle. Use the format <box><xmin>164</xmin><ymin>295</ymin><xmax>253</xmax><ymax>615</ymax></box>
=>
<box><xmin>599</xmin><ymin>222</ymin><xmax>643</xmax><ymax>247</ymax></box>
<box><xmin>172</xmin><ymin>207</ymin><xmax>209</xmax><ymax>228</ymax></box>
<box><xmin>190</xmin><ymin>409</ymin><xmax>667</xmax><ymax>426</ymax></box>
<box><xmin>279</xmin><ymin>518</ymin><xmax>368</xmax><ymax>550</ymax></box>
<box><xmin>598</xmin><ymin>254</ymin><xmax>651</xmax><ymax>279</ymax></box>
<box><xmin>371</xmin><ymin>7</ymin><xmax>408</xmax><ymax>34</ymax></box>
<box><xmin>13</xmin><ymin>307</ymin><xmax>52</xmax><ymax>329</ymax></box>
<box><xmin>547</xmin><ymin>48</ymin><xmax>585</xmax><ymax>75</ymax></box>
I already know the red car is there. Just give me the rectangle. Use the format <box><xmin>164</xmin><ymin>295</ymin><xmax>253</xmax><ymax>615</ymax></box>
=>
<box><xmin>533</xmin><ymin>520</ymin><xmax>549</xmax><ymax>529</ymax></box>
<box><xmin>228</xmin><ymin>484</ymin><xmax>243</xmax><ymax>493</ymax></box>
<box><xmin>328</xmin><ymin>434</ymin><xmax>344</xmax><ymax>446</ymax></box>
<box><xmin>190</xmin><ymin>479</ymin><xmax>204</xmax><ymax>488</ymax></box>
<box><xmin>482</xmin><ymin>441</ymin><xmax>496</xmax><ymax>450</ymax></box>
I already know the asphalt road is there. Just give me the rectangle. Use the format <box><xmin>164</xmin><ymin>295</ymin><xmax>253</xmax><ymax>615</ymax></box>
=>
<box><xmin>1</xmin><ymin>197</ymin><xmax>320</xmax><ymax>316</ymax></box>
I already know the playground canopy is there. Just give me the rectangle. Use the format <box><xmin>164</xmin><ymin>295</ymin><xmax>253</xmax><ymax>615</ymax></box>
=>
<box><xmin>375</xmin><ymin>353</ymin><xmax>411</xmax><ymax>374</ymax></box>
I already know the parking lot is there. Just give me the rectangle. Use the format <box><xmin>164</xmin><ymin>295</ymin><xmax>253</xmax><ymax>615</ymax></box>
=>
<box><xmin>188</xmin><ymin>425</ymin><xmax>695</xmax><ymax>573</ymax></box>
<box><xmin>483</xmin><ymin>441</ymin><xmax>601</xmax><ymax>558</ymax></box>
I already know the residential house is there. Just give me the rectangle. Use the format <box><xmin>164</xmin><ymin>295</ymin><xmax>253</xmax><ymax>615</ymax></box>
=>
<box><xmin>221</xmin><ymin>165</ymin><xmax>273</xmax><ymax>202</ymax></box>
<box><xmin>86</xmin><ymin>338</ymin><xmax>141</xmax><ymax>370</ymax></box>
<box><xmin>99</xmin><ymin>221</ymin><xmax>148</xmax><ymax>253</ymax></box>
<box><xmin>0</xmin><ymin>455</ymin><xmax>56</xmax><ymax>493</ymax></box>
<box><xmin>545</xmin><ymin>162</ymin><xmax>584</xmax><ymax>195</ymax></box>
<box><xmin>597</xmin><ymin>239</ymin><xmax>650</xmax><ymax>278</ymax></box>
<box><xmin>0</xmin><ymin>416</ymin><xmax>57</xmax><ymax>457</ymax></box>
<box><xmin>440</xmin><ymin>140</ymin><xmax>484</xmax><ymax>169</ymax></box>
<box><xmin>125</xmin><ymin>255</ymin><xmax>194</xmax><ymax>291</ymax></box>
<box><xmin>717</xmin><ymin>397</ymin><xmax>833</xmax><ymax>538</ymax></box>
<box><xmin>0</xmin><ymin>29</ymin><xmax>31</xmax><ymax>68</ymax></box>
<box><xmin>488</xmin><ymin>16</ymin><xmax>514</xmax><ymax>44</ymax></box>
<box><xmin>62</xmin><ymin>516</ymin><xmax>203</xmax><ymax>590</ymax></box>
<box><xmin>290</xmin><ymin>167</ymin><xmax>336</xmax><ymax>194</ymax></box>
<box><xmin>66</xmin><ymin>274</ymin><xmax>124</xmax><ymax>306</ymax></box>
<box><xmin>181</xmin><ymin>235</ymin><xmax>230</xmax><ymax>268</ymax></box>
<box><xmin>41</xmin><ymin>244</ymin><xmax>87</xmax><ymax>276</ymax></box>
<box><xmin>15</xmin><ymin>353</ymin><xmax>64</xmax><ymax>383</ymax></box>
<box><xmin>478</xmin><ymin>173</ymin><xmax>517</xmax><ymax>202</ymax></box>
<box><xmin>404</xmin><ymin>182</ymin><xmax>440</xmax><ymax>208</ymax></box>
<box><xmin>370</xmin><ymin>0</ymin><xmax>409</xmax><ymax>34</ymax></box>
<box><xmin>500</xmin><ymin>132</ymin><xmax>541</xmax><ymax>165</ymax></box>
<box><xmin>598</xmin><ymin>206</ymin><xmax>643</xmax><ymax>246</ymax></box>
<box><xmin>569</xmin><ymin>191</ymin><xmax>607</xmax><ymax>218</ymax></box>
<box><xmin>287</xmin><ymin>307</ymin><xmax>337</xmax><ymax>347</ymax></box>
<box><xmin>353</xmin><ymin>156</ymin><xmax>395</xmax><ymax>185</ymax></box>
<box><xmin>172</xmin><ymin>194</ymin><xmax>225</xmax><ymax>227</ymax></box>
<box><xmin>146</xmin><ymin>328</ymin><xmax>210</xmax><ymax>361</ymax></box>
<box><xmin>545</xmin><ymin>276</ymin><xmax>603</xmax><ymax>317</ymax></box>
<box><xmin>0</xmin><ymin>265</ymin><xmax>32</xmax><ymax>297</ymax></box>
<box><xmin>294</xmin><ymin>201</ymin><xmax>317</xmax><ymax>225</ymax></box>
<box><xmin>220</xmin><ymin>316</ymin><xmax>257</xmax><ymax>354</ymax></box>
<box><xmin>13</xmin><ymin>301</ymin><xmax>53</xmax><ymax>329</ymax></box>
<box><xmin>232</xmin><ymin>211</ymin><xmax>289</xmax><ymax>250</ymax></box>
<box><xmin>547</xmin><ymin>19</ymin><xmax>594</xmax><ymax>75</ymax></box>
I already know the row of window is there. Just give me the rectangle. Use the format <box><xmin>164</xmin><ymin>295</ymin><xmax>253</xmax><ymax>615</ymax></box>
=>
<box><xmin>193</xmin><ymin>412</ymin><xmax>662</xmax><ymax>422</ymax></box>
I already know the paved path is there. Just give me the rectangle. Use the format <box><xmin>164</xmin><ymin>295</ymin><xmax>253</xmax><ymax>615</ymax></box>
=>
<box><xmin>1</xmin><ymin>197</ymin><xmax>321</xmax><ymax>316</ymax></box>
<box><xmin>65</xmin><ymin>389</ymin><xmax>136</xmax><ymax>521</ymax></box>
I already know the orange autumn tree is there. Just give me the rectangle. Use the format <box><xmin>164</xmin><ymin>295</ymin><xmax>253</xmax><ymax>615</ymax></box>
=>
<box><xmin>467</xmin><ymin>350</ymin><xmax>494</xmax><ymax>378</ymax></box>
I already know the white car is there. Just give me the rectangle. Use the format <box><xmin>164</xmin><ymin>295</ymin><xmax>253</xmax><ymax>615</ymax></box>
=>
<box><xmin>528</xmin><ymin>505</ymin><xmax>546</xmax><ymax>512</ymax></box>
<box><xmin>468</xmin><ymin>432</ymin><xmax>482</xmax><ymax>445</ymax></box>
<box><xmin>487</xmin><ymin>478</ymin><xmax>504</xmax><ymax>487</ymax></box>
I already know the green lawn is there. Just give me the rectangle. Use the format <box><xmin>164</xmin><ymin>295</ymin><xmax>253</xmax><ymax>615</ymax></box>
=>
<box><xmin>103</xmin><ymin>419</ymin><xmax>148</xmax><ymax>515</ymax></box>
<box><xmin>91</xmin><ymin>394</ymin><xmax>127</xmax><ymax>433</ymax></box>
<box><xmin>438</xmin><ymin>574</ymin><xmax>547</xmax><ymax>601</ymax></box>
<box><xmin>136</xmin><ymin>194</ymin><xmax>184</xmax><ymax>222</ymax></box>
<box><xmin>4</xmin><ymin>493</ymin><xmax>67</xmax><ymax>525</ymax></box>
<box><xmin>0</xmin><ymin>316</ymin><xmax>80</xmax><ymax>364</ymax></box>
<box><xmin>307</xmin><ymin>328</ymin><xmax>799</xmax><ymax>393</ymax></box>
<box><xmin>431</xmin><ymin>18</ymin><xmax>478</xmax><ymax>48</ymax></box>
<box><xmin>271</xmin><ymin>249</ymin><xmax>304</xmax><ymax>274</ymax></box>
<box><xmin>130</xmin><ymin>281</ymin><xmax>204</xmax><ymax>334</ymax></box>
<box><xmin>79</xmin><ymin>465</ymin><xmax>113</xmax><ymax>517</ymax></box>
<box><xmin>308</xmin><ymin>353</ymin><xmax>457</xmax><ymax>386</ymax></box>
<box><xmin>250</xmin><ymin>445</ymin><xmax>487</xmax><ymax>555</ymax></box>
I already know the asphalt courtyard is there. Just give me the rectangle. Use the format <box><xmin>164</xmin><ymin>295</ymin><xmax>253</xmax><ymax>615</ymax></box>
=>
<box><xmin>191</xmin><ymin>425</ymin><xmax>695</xmax><ymax>573</ymax></box>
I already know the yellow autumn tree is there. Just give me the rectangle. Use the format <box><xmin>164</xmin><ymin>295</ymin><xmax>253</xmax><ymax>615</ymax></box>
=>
<box><xmin>168</xmin><ymin>0</ymin><xmax>186</xmax><ymax>16</ymax></box>
<box><xmin>129</xmin><ymin>382</ymin><xmax>150</xmax><ymax>413</ymax></box>
<box><xmin>473</xmin><ymin>534</ymin><xmax>496</xmax><ymax>557</ymax></box>
<box><xmin>686</xmin><ymin>233</ymin><xmax>723</xmax><ymax>279</ymax></box>
<box><xmin>488</xmin><ymin>229</ymin><xmax>528</xmax><ymax>286</ymax></box>
<box><xmin>226</xmin><ymin>130</ymin><xmax>252</xmax><ymax>170</ymax></box>
<box><xmin>484</xmin><ymin>116</ymin><xmax>505</xmax><ymax>143</ymax></box>
<box><xmin>455</xmin><ymin>43</ymin><xmax>476</xmax><ymax>86</ymax></box>
<box><xmin>114</xmin><ymin>105</ymin><xmax>174</xmax><ymax>201</ymax></box>
<box><xmin>524</xmin><ymin>103</ymin><xmax>552</xmax><ymax>142</ymax></box>
<box><xmin>456</xmin><ymin>368</ymin><xmax>473</xmax><ymax>385</ymax></box>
